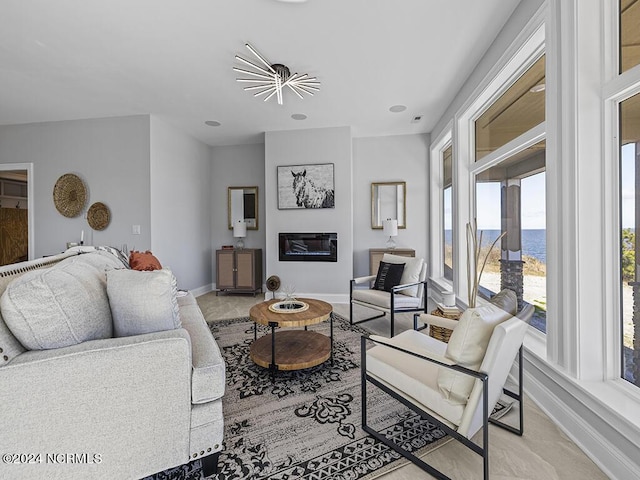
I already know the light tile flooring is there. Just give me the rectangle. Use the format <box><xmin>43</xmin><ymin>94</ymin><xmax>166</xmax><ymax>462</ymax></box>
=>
<box><xmin>196</xmin><ymin>292</ymin><xmax>608</xmax><ymax>480</ymax></box>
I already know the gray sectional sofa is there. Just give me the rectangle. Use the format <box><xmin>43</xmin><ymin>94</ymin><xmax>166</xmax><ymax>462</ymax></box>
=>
<box><xmin>0</xmin><ymin>248</ymin><xmax>225</xmax><ymax>479</ymax></box>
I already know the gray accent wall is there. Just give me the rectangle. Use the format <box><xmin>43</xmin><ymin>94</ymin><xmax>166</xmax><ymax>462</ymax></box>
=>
<box><xmin>265</xmin><ymin>127</ymin><xmax>353</xmax><ymax>302</ymax></box>
<box><xmin>150</xmin><ymin>116</ymin><xmax>213</xmax><ymax>292</ymax></box>
<box><xmin>0</xmin><ymin>115</ymin><xmax>151</xmax><ymax>257</ymax></box>
<box><xmin>352</xmin><ymin>133</ymin><xmax>430</xmax><ymax>278</ymax></box>
<box><xmin>210</xmin><ymin>143</ymin><xmax>266</xmax><ymax>288</ymax></box>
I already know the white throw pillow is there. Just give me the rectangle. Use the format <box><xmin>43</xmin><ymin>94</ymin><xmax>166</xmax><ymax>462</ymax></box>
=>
<box><xmin>437</xmin><ymin>303</ymin><xmax>511</xmax><ymax>404</ymax></box>
<box><xmin>0</xmin><ymin>255</ymin><xmax>113</xmax><ymax>350</ymax></box>
<box><xmin>106</xmin><ymin>268</ymin><xmax>181</xmax><ymax>337</ymax></box>
<box><xmin>381</xmin><ymin>253</ymin><xmax>424</xmax><ymax>297</ymax></box>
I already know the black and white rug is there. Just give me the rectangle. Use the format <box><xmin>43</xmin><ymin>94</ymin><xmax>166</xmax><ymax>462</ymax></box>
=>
<box><xmin>146</xmin><ymin>314</ymin><xmax>507</xmax><ymax>480</ymax></box>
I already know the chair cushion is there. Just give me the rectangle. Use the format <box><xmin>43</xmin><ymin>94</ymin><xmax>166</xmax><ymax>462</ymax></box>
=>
<box><xmin>367</xmin><ymin>330</ymin><xmax>464</xmax><ymax>428</ymax></box>
<box><xmin>381</xmin><ymin>254</ymin><xmax>424</xmax><ymax>297</ymax></box>
<box><xmin>0</xmin><ymin>255</ymin><xmax>113</xmax><ymax>350</ymax></box>
<box><xmin>106</xmin><ymin>268</ymin><xmax>181</xmax><ymax>337</ymax></box>
<box><xmin>373</xmin><ymin>261</ymin><xmax>405</xmax><ymax>292</ymax></box>
<box><xmin>438</xmin><ymin>303</ymin><xmax>512</xmax><ymax>404</ymax></box>
<box><xmin>352</xmin><ymin>289</ymin><xmax>422</xmax><ymax>310</ymax></box>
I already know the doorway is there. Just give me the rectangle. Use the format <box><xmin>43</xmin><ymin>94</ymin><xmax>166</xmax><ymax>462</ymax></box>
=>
<box><xmin>0</xmin><ymin>163</ymin><xmax>34</xmax><ymax>266</ymax></box>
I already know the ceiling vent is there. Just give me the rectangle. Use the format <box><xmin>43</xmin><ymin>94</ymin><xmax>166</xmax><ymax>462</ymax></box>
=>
<box><xmin>411</xmin><ymin>115</ymin><xmax>423</xmax><ymax>124</ymax></box>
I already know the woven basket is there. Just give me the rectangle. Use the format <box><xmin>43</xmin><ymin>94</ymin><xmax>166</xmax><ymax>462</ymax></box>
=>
<box><xmin>87</xmin><ymin>202</ymin><xmax>110</xmax><ymax>230</ymax></box>
<box><xmin>53</xmin><ymin>173</ymin><xmax>87</xmax><ymax>218</ymax></box>
<box><xmin>428</xmin><ymin>308</ymin><xmax>461</xmax><ymax>343</ymax></box>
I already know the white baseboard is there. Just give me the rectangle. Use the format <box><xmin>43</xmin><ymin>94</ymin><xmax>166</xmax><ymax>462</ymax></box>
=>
<box><xmin>523</xmin><ymin>353</ymin><xmax>640</xmax><ymax>480</ymax></box>
<box><xmin>191</xmin><ymin>283</ymin><xmax>214</xmax><ymax>298</ymax></box>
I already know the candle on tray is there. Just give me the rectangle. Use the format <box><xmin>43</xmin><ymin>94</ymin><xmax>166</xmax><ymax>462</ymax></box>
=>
<box><xmin>80</xmin><ymin>230</ymin><xmax>84</xmax><ymax>245</ymax></box>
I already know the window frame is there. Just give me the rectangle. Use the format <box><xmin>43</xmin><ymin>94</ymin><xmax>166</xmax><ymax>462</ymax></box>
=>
<box><xmin>429</xmin><ymin>124</ymin><xmax>454</xmax><ymax>298</ymax></box>
<box><xmin>454</xmin><ymin>23</ymin><xmax>546</xmax><ymax>319</ymax></box>
<box><xmin>605</xmin><ymin>48</ymin><xmax>640</xmax><ymax>389</ymax></box>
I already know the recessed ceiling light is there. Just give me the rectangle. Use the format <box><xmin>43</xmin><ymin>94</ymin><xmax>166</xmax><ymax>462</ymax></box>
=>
<box><xmin>529</xmin><ymin>84</ymin><xmax>545</xmax><ymax>93</ymax></box>
<box><xmin>291</xmin><ymin>113</ymin><xmax>307</xmax><ymax>120</ymax></box>
<box><xmin>204</xmin><ymin>120</ymin><xmax>221</xmax><ymax>127</ymax></box>
<box><xmin>389</xmin><ymin>105</ymin><xmax>407</xmax><ymax>113</ymax></box>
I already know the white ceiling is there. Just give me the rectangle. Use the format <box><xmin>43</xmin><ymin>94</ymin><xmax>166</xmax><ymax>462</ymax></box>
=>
<box><xmin>0</xmin><ymin>0</ymin><xmax>521</xmax><ymax>147</ymax></box>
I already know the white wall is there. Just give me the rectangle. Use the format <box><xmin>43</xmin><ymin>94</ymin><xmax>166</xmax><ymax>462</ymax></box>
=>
<box><xmin>0</xmin><ymin>115</ymin><xmax>151</xmax><ymax>257</ymax></box>
<box><xmin>210</xmin><ymin>143</ymin><xmax>266</xmax><ymax>287</ymax></box>
<box><xmin>150</xmin><ymin>116</ymin><xmax>212</xmax><ymax>292</ymax></box>
<box><xmin>265</xmin><ymin>127</ymin><xmax>352</xmax><ymax>302</ymax></box>
<box><xmin>352</xmin><ymin>134</ymin><xmax>430</xmax><ymax>277</ymax></box>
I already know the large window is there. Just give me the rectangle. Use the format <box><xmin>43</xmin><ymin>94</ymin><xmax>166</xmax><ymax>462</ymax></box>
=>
<box><xmin>475</xmin><ymin>141</ymin><xmax>547</xmax><ymax>332</ymax></box>
<box><xmin>621</xmin><ymin>0</ymin><xmax>640</xmax><ymax>73</ymax></box>
<box><xmin>475</xmin><ymin>55</ymin><xmax>545</xmax><ymax>161</ymax></box>
<box><xmin>620</xmin><ymin>92</ymin><xmax>640</xmax><ymax>385</ymax></box>
<box><xmin>443</xmin><ymin>145</ymin><xmax>453</xmax><ymax>281</ymax></box>
<box><xmin>470</xmin><ymin>48</ymin><xmax>546</xmax><ymax>331</ymax></box>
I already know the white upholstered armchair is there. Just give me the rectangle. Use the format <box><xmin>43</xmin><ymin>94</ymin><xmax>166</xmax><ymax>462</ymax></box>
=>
<box><xmin>361</xmin><ymin>289</ymin><xmax>534</xmax><ymax>479</ymax></box>
<box><xmin>350</xmin><ymin>253</ymin><xmax>427</xmax><ymax>337</ymax></box>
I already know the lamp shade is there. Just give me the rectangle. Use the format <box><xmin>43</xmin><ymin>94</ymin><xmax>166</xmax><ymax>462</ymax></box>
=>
<box><xmin>233</xmin><ymin>220</ymin><xmax>247</xmax><ymax>238</ymax></box>
<box><xmin>383</xmin><ymin>219</ymin><xmax>398</xmax><ymax>237</ymax></box>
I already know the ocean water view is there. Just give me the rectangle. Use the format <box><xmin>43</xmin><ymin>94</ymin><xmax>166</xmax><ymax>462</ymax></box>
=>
<box><xmin>445</xmin><ymin>229</ymin><xmax>546</xmax><ymax>263</ymax></box>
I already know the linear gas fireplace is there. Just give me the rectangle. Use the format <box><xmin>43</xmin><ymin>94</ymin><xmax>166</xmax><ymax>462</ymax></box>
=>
<box><xmin>279</xmin><ymin>232</ymin><xmax>337</xmax><ymax>262</ymax></box>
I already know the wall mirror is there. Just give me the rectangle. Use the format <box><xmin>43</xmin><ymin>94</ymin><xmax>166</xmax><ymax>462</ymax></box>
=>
<box><xmin>371</xmin><ymin>181</ymin><xmax>406</xmax><ymax>229</ymax></box>
<box><xmin>228</xmin><ymin>186</ymin><xmax>258</xmax><ymax>230</ymax></box>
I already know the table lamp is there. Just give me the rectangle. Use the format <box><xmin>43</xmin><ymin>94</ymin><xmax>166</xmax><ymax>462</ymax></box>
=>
<box><xmin>383</xmin><ymin>218</ymin><xmax>398</xmax><ymax>249</ymax></box>
<box><xmin>233</xmin><ymin>220</ymin><xmax>247</xmax><ymax>249</ymax></box>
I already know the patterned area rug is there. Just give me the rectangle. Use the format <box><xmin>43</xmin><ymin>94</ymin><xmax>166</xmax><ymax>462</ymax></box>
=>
<box><xmin>146</xmin><ymin>314</ymin><xmax>507</xmax><ymax>480</ymax></box>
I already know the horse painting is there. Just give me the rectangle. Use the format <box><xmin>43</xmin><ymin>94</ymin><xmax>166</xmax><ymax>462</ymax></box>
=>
<box><xmin>291</xmin><ymin>169</ymin><xmax>335</xmax><ymax>208</ymax></box>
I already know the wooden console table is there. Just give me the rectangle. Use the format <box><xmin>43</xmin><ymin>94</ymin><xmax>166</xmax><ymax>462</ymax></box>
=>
<box><xmin>369</xmin><ymin>248</ymin><xmax>416</xmax><ymax>275</ymax></box>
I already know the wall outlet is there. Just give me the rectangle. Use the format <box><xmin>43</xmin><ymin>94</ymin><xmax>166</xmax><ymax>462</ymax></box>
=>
<box><xmin>132</xmin><ymin>225</ymin><xmax>141</xmax><ymax>235</ymax></box>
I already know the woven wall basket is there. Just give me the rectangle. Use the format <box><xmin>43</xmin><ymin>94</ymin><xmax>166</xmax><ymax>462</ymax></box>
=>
<box><xmin>87</xmin><ymin>202</ymin><xmax>110</xmax><ymax>231</ymax></box>
<box><xmin>53</xmin><ymin>173</ymin><xmax>87</xmax><ymax>218</ymax></box>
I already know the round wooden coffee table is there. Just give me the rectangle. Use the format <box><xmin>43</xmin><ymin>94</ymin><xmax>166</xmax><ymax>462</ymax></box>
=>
<box><xmin>249</xmin><ymin>298</ymin><xmax>333</xmax><ymax>381</ymax></box>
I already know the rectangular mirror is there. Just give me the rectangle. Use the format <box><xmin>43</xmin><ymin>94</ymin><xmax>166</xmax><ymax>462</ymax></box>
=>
<box><xmin>371</xmin><ymin>181</ymin><xmax>406</xmax><ymax>229</ymax></box>
<box><xmin>228</xmin><ymin>186</ymin><xmax>258</xmax><ymax>230</ymax></box>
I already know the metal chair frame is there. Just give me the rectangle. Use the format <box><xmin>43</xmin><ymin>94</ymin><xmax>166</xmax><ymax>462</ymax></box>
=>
<box><xmin>361</xmin><ymin>335</ymin><xmax>524</xmax><ymax>480</ymax></box>
<box><xmin>350</xmin><ymin>279</ymin><xmax>429</xmax><ymax>337</ymax></box>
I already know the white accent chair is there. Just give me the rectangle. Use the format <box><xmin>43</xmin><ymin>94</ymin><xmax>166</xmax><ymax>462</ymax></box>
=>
<box><xmin>361</xmin><ymin>290</ymin><xmax>533</xmax><ymax>479</ymax></box>
<box><xmin>350</xmin><ymin>253</ymin><xmax>427</xmax><ymax>337</ymax></box>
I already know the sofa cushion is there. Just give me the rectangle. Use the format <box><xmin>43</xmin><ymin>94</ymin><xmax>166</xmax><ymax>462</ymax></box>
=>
<box><xmin>129</xmin><ymin>250</ymin><xmax>162</xmax><ymax>271</ymax></box>
<box><xmin>0</xmin><ymin>255</ymin><xmax>113</xmax><ymax>350</ymax></box>
<box><xmin>381</xmin><ymin>253</ymin><xmax>424</xmax><ymax>297</ymax></box>
<box><xmin>95</xmin><ymin>246</ymin><xmax>131</xmax><ymax>269</ymax></box>
<box><xmin>106</xmin><ymin>268</ymin><xmax>181</xmax><ymax>337</ymax></box>
<box><xmin>437</xmin><ymin>303</ymin><xmax>511</xmax><ymax>404</ymax></box>
<box><xmin>373</xmin><ymin>261</ymin><xmax>405</xmax><ymax>292</ymax></box>
<box><xmin>178</xmin><ymin>293</ymin><xmax>226</xmax><ymax>404</ymax></box>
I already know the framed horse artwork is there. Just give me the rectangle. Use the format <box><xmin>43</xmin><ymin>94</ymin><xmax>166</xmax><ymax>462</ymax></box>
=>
<box><xmin>277</xmin><ymin>163</ymin><xmax>335</xmax><ymax>209</ymax></box>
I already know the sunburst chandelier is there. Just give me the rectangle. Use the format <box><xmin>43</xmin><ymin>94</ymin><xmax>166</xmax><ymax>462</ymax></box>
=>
<box><xmin>233</xmin><ymin>43</ymin><xmax>320</xmax><ymax>105</ymax></box>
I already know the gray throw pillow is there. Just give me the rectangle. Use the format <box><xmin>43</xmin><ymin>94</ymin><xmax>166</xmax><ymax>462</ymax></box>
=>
<box><xmin>0</xmin><ymin>255</ymin><xmax>113</xmax><ymax>350</ymax></box>
<box><xmin>373</xmin><ymin>261</ymin><xmax>405</xmax><ymax>292</ymax></box>
<box><xmin>106</xmin><ymin>268</ymin><xmax>181</xmax><ymax>337</ymax></box>
<box><xmin>489</xmin><ymin>289</ymin><xmax>517</xmax><ymax>316</ymax></box>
